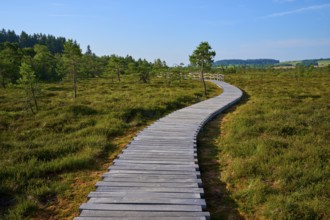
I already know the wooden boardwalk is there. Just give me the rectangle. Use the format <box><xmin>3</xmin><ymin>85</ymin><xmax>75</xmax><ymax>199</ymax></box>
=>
<box><xmin>75</xmin><ymin>81</ymin><xmax>242</xmax><ymax>220</ymax></box>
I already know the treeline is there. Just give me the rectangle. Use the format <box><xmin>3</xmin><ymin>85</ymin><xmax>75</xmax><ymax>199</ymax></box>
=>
<box><xmin>213</xmin><ymin>59</ymin><xmax>279</xmax><ymax>67</ymax></box>
<box><xmin>0</xmin><ymin>29</ymin><xmax>66</xmax><ymax>54</ymax></box>
<box><xmin>0</xmin><ymin>29</ymin><xmax>169</xmax><ymax>88</ymax></box>
<box><xmin>276</xmin><ymin>59</ymin><xmax>328</xmax><ymax>67</ymax></box>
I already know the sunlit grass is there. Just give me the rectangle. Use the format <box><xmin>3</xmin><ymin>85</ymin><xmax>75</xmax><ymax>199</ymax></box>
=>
<box><xmin>199</xmin><ymin>69</ymin><xmax>329</xmax><ymax>219</ymax></box>
<box><xmin>0</xmin><ymin>75</ymin><xmax>221</xmax><ymax>219</ymax></box>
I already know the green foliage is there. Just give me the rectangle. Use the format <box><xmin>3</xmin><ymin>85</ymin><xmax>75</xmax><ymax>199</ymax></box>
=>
<box><xmin>137</xmin><ymin>59</ymin><xmax>152</xmax><ymax>83</ymax></box>
<box><xmin>189</xmin><ymin>41</ymin><xmax>216</xmax><ymax>96</ymax></box>
<box><xmin>0</xmin><ymin>42</ymin><xmax>22</xmax><ymax>87</ymax></box>
<box><xmin>0</xmin><ymin>76</ymin><xmax>220</xmax><ymax>219</ymax></box>
<box><xmin>80</xmin><ymin>45</ymin><xmax>101</xmax><ymax>78</ymax></box>
<box><xmin>107</xmin><ymin>55</ymin><xmax>126</xmax><ymax>82</ymax></box>
<box><xmin>189</xmin><ymin>41</ymin><xmax>216</xmax><ymax>69</ymax></box>
<box><xmin>32</xmin><ymin>44</ymin><xmax>58</xmax><ymax>81</ymax></box>
<box><xmin>63</xmin><ymin>39</ymin><xmax>82</xmax><ymax>98</ymax></box>
<box><xmin>1</xmin><ymin>28</ymin><xmax>66</xmax><ymax>54</ymax></box>
<box><xmin>17</xmin><ymin>62</ymin><xmax>39</xmax><ymax>114</ymax></box>
<box><xmin>202</xmin><ymin>69</ymin><xmax>329</xmax><ymax>219</ymax></box>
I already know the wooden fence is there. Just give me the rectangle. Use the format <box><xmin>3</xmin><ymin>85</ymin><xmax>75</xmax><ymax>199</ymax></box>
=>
<box><xmin>188</xmin><ymin>73</ymin><xmax>224</xmax><ymax>81</ymax></box>
<box><xmin>157</xmin><ymin>72</ymin><xmax>225</xmax><ymax>81</ymax></box>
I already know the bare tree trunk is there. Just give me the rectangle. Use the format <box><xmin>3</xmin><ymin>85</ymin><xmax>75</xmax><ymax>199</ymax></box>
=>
<box><xmin>73</xmin><ymin>64</ymin><xmax>77</xmax><ymax>98</ymax></box>
<box><xmin>201</xmin><ymin>63</ymin><xmax>206</xmax><ymax>96</ymax></box>
<box><xmin>117</xmin><ymin>69</ymin><xmax>121</xmax><ymax>82</ymax></box>
<box><xmin>28</xmin><ymin>100</ymin><xmax>35</xmax><ymax>114</ymax></box>
<box><xmin>30</xmin><ymin>84</ymin><xmax>38</xmax><ymax>112</ymax></box>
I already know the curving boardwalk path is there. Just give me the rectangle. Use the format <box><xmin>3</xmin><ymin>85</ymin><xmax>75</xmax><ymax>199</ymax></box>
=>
<box><xmin>75</xmin><ymin>81</ymin><xmax>242</xmax><ymax>220</ymax></box>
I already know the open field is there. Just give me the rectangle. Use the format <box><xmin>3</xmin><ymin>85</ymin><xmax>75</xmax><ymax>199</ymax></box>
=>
<box><xmin>199</xmin><ymin>69</ymin><xmax>330</xmax><ymax>219</ymax></box>
<box><xmin>0</xmin><ymin>76</ymin><xmax>221</xmax><ymax>219</ymax></box>
<box><xmin>318</xmin><ymin>60</ymin><xmax>330</xmax><ymax>67</ymax></box>
<box><xmin>276</xmin><ymin>59</ymin><xmax>330</xmax><ymax>68</ymax></box>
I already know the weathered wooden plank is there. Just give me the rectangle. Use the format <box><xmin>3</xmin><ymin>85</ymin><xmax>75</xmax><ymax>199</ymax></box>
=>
<box><xmin>95</xmin><ymin>181</ymin><xmax>199</xmax><ymax>188</ymax></box>
<box><xmin>79</xmin><ymin>210</ymin><xmax>210</xmax><ymax>218</ymax></box>
<box><xmin>117</xmin><ymin>153</ymin><xmax>197</xmax><ymax>159</ymax></box>
<box><xmin>75</xmin><ymin>217</ymin><xmax>207</xmax><ymax>220</ymax></box>
<box><xmin>96</xmin><ymin>186</ymin><xmax>204</xmax><ymax>194</ymax></box>
<box><xmin>108</xmin><ymin>166</ymin><xmax>198</xmax><ymax>172</ymax></box>
<box><xmin>116</xmin><ymin>155</ymin><xmax>197</xmax><ymax>161</ymax></box>
<box><xmin>122</xmin><ymin>149</ymin><xmax>196</xmax><ymax>153</ymax></box>
<box><xmin>88</xmin><ymin>192</ymin><xmax>201</xmax><ymax>199</ymax></box>
<box><xmin>106</xmin><ymin>170</ymin><xmax>201</xmax><ymax>176</ymax></box>
<box><xmin>87</xmin><ymin>197</ymin><xmax>206</xmax><ymax>208</ymax></box>
<box><xmin>110</xmin><ymin>163</ymin><xmax>198</xmax><ymax>169</ymax></box>
<box><xmin>102</xmin><ymin>173</ymin><xmax>200</xmax><ymax>179</ymax></box>
<box><xmin>79</xmin><ymin>203</ymin><xmax>202</xmax><ymax>212</ymax></box>
<box><xmin>102</xmin><ymin>177</ymin><xmax>202</xmax><ymax>184</ymax></box>
<box><xmin>113</xmin><ymin>159</ymin><xmax>196</xmax><ymax>165</ymax></box>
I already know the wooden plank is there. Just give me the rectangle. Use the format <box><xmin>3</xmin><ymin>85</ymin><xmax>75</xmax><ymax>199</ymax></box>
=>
<box><xmin>117</xmin><ymin>154</ymin><xmax>196</xmax><ymax>159</ymax></box>
<box><xmin>108</xmin><ymin>166</ymin><xmax>198</xmax><ymax>172</ymax></box>
<box><xmin>102</xmin><ymin>177</ymin><xmax>202</xmax><ymax>184</ymax></box>
<box><xmin>95</xmin><ymin>181</ymin><xmax>199</xmax><ymax>188</ymax></box>
<box><xmin>116</xmin><ymin>155</ymin><xmax>198</xmax><ymax>161</ymax></box>
<box><xmin>79</xmin><ymin>203</ymin><xmax>203</xmax><ymax>212</ymax></box>
<box><xmin>75</xmin><ymin>217</ymin><xmax>207</xmax><ymax>220</ymax></box>
<box><xmin>106</xmin><ymin>170</ymin><xmax>201</xmax><ymax>176</ymax></box>
<box><xmin>113</xmin><ymin>159</ymin><xmax>196</xmax><ymax>165</ymax></box>
<box><xmin>102</xmin><ymin>173</ymin><xmax>200</xmax><ymax>179</ymax></box>
<box><xmin>122</xmin><ymin>149</ymin><xmax>196</xmax><ymax>153</ymax></box>
<box><xmin>96</xmin><ymin>186</ymin><xmax>204</xmax><ymax>194</ymax></box>
<box><xmin>110</xmin><ymin>163</ymin><xmax>198</xmax><ymax>168</ymax></box>
<box><xmin>87</xmin><ymin>197</ymin><xmax>206</xmax><ymax>208</ymax></box>
<box><xmin>79</xmin><ymin>210</ymin><xmax>210</xmax><ymax>218</ymax></box>
<box><xmin>88</xmin><ymin>192</ymin><xmax>201</xmax><ymax>199</ymax></box>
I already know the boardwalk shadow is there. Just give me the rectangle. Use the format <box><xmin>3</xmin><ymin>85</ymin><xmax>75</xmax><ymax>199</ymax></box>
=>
<box><xmin>197</xmin><ymin>90</ymin><xmax>250</xmax><ymax>220</ymax></box>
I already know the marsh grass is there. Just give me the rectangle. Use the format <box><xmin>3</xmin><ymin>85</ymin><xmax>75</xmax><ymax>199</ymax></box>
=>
<box><xmin>0</xmin><ymin>76</ymin><xmax>220</xmax><ymax>219</ymax></box>
<box><xmin>199</xmin><ymin>70</ymin><xmax>329</xmax><ymax>219</ymax></box>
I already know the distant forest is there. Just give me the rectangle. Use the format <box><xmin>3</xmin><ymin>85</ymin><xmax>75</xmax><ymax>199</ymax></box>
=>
<box><xmin>0</xmin><ymin>29</ymin><xmax>66</xmax><ymax>54</ymax></box>
<box><xmin>213</xmin><ymin>59</ymin><xmax>280</xmax><ymax>67</ymax></box>
<box><xmin>0</xmin><ymin>29</ymin><xmax>168</xmax><ymax>87</ymax></box>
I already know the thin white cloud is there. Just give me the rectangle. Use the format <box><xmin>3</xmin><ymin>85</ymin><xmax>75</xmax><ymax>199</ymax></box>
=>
<box><xmin>263</xmin><ymin>3</ymin><xmax>330</xmax><ymax>18</ymax></box>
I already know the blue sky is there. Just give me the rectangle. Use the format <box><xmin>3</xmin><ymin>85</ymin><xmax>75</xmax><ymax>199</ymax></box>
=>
<box><xmin>1</xmin><ymin>0</ymin><xmax>330</xmax><ymax>65</ymax></box>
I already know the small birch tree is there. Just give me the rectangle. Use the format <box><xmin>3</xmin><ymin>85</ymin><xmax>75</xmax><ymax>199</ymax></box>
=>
<box><xmin>18</xmin><ymin>62</ymin><xmax>39</xmax><ymax>114</ymax></box>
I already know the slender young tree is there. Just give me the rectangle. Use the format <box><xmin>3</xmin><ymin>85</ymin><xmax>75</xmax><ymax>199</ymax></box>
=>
<box><xmin>107</xmin><ymin>55</ymin><xmax>125</xmax><ymax>82</ymax></box>
<box><xmin>63</xmin><ymin>40</ymin><xmax>82</xmax><ymax>98</ymax></box>
<box><xmin>189</xmin><ymin>42</ymin><xmax>216</xmax><ymax>96</ymax></box>
<box><xmin>137</xmin><ymin>59</ymin><xmax>151</xmax><ymax>83</ymax></box>
<box><xmin>18</xmin><ymin>62</ymin><xmax>39</xmax><ymax>113</ymax></box>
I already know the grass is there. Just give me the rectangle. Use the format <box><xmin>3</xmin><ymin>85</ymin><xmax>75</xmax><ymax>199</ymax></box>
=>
<box><xmin>276</xmin><ymin>59</ymin><xmax>330</xmax><ymax>68</ymax></box>
<box><xmin>0</xmin><ymin>75</ymin><xmax>221</xmax><ymax>219</ymax></box>
<box><xmin>199</xmin><ymin>68</ymin><xmax>330</xmax><ymax>219</ymax></box>
<box><xmin>318</xmin><ymin>60</ymin><xmax>330</xmax><ymax>67</ymax></box>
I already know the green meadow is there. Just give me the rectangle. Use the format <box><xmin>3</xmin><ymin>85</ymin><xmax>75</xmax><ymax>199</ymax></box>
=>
<box><xmin>199</xmin><ymin>68</ymin><xmax>330</xmax><ymax>219</ymax></box>
<box><xmin>0</xmin><ymin>76</ymin><xmax>220</xmax><ymax>219</ymax></box>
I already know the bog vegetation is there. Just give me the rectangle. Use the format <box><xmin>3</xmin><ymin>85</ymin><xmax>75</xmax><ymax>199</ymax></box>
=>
<box><xmin>0</xmin><ymin>29</ymin><xmax>222</xmax><ymax>219</ymax></box>
<box><xmin>1</xmin><ymin>29</ymin><xmax>329</xmax><ymax>219</ymax></box>
<box><xmin>199</xmin><ymin>67</ymin><xmax>330</xmax><ymax>219</ymax></box>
